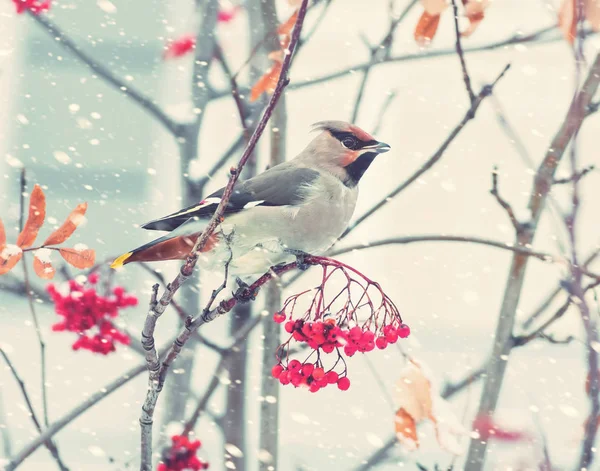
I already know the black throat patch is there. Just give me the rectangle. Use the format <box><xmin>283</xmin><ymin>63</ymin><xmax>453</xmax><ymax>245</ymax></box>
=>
<box><xmin>344</xmin><ymin>152</ymin><xmax>378</xmax><ymax>187</ymax></box>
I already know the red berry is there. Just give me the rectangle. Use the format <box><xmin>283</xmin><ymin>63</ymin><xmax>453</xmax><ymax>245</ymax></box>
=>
<box><xmin>301</xmin><ymin>363</ymin><xmax>314</xmax><ymax>377</ymax></box>
<box><xmin>288</xmin><ymin>359</ymin><xmax>301</xmax><ymax>371</ymax></box>
<box><xmin>87</xmin><ymin>273</ymin><xmax>99</xmax><ymax>284</ymax></box>
<box><xmin>271</xmin><ymin>365</ymin><xmax>283</xmax><ymax>378</ymax></box>
<box><xmin>385</xmin><ymin>330</ymin><xmax>399</xmax><ymax>344</ymax></box>
<box><xmin>279</xmin><ymin>371</ymin><xmax>291</xmax><ymax>385</ymax></box>
<box><xmin>344</xmin><ymin>344</ymin><xmax>357</xmax><ymax>357</ymax></box>
<box><xmin>113</xmin><ymin>286</ymin><xmax>125</xmax><ymax>297</ymax></box>
<box><xmin>284</xmin><ymin>320</ymin><xmax>295</xmax><ymax>333</ymax></box>
<box><xmin>325</xmin><ymin>371</ymin><xmax>339</xmax><ymax>384</ymax></box>
<box><xmin>348</xmin><ymin>326</ymin><xmax>363</xmax><ymax>341</ymax></box>
<box><xmin>337</xmin><ymin>377</ymin><xmax>351</xmax><ymax>391</ymax></box>
<box><xmin>398</xmin><ymin>324</ymin><xmax>411</xmax><ymax>338</ymax></box>
<box><xmin>312</xmin><ymin>367</ymin><xmax>325</xmax><ymax>380</ymax></box>
<box><xmin>309</xmin><ymin>382</ymin><xmax>320</xmax><ymax>393</ymax></box>
<box><xmin>322</xmin><ymin>343</ymin><xmax>335</xmax><ymax>354</ymax></box>
<box><xmin>375</xmin><ymin>337</ymin><xmax>388</xmax><ymax>350</ymax></box>
<box><xmin>273</xmin><ymin>312</ymin><xmax>286</xmax><ymax>323</ymax></box>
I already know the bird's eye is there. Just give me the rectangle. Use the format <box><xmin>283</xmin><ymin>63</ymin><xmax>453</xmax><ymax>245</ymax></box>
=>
<box><xmin>341</xmin><ymin>137</ymin><xmax>358</xmax><ymax>150</ymax></box>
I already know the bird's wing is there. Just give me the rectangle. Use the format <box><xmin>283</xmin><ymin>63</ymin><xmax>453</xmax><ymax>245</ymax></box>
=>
<box><xmin>141</xmin><ymin>165</ymin><xmax>320</xmax><ymax>231</ymax></box>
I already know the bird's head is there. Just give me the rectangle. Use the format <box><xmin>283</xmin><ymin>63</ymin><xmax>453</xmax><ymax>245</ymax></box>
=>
<box><xmin>303</xmin><ymin>121</ymin><xmax>390</xmax><ymax>186</ymax></box>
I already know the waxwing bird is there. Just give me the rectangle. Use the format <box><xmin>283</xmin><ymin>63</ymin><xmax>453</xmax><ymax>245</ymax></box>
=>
<box><xmin>110</xmin><ymin>121</ymin><xmax>390</xmax><ymax>275</ymax></box>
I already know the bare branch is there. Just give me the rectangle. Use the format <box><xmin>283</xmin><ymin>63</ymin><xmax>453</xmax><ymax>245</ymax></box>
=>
<box><xmin>342</xmin><ymin>64</ymin><xmax>510</xmax><ymax>239</ymax></box>
<box><xmin>465</xmin><ymin>51</ymin><xmax>600</xmax><ymax>467</ymax></box>
<box><xmin>450</xmin><ymin>0</ymin><xmax>476</xmax><ymax>104</ymax></box>
<box><xmin>0</xmin><ymin>348</ymin><xmax>69</xmax><ymax>471</ymax></box>
<box><xmin>138</xmin><ymin>2</ymin><xmax>310</xmax><ymax>467</ymax></box>
<box><xmin>553</xmin><ymin>164</ymin><xmax>595</xmax><ymax>185</ymax></box>
<box><xmin>490</xmin><ymin>166</ymin><xmax>522</xmax><ymax>232</ymax></box>
<box><xmin>27</xmin><ymin>13</ymin><xmax>182</xmax><ymax>136</ymax></box>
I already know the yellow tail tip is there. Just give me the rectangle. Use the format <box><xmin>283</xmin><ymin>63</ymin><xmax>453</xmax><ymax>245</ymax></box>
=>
<box><xmin>110</xmin><ymin>252</ymin><xmax>132</xmax><ymax>269</ymax></box>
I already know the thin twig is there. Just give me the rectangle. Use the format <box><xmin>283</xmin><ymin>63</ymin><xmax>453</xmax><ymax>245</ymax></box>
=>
<box><xmin>18</xmin><ymin>170</ymin><xmax>50</xmax><ymax>429</ymax></box>
<box><xmin>553</xmin><ymin>164</ymin><xmax>595</xmax><ymax>185</ymax></box>
<box><xmin>0</xmin><ymin>348</ymin><xmax>69</xmax><ymax>471</ymax></box>
<box><xmin>450</xmin><ymin>0</ymin><xmax>476</xmax><ymax>104</ymax></box>
<box><xmin>27</xmin><ymin>13</ymin><xmax>181</xmax><ymax>136</ymax></box>
<box><xmin>138</xmin><ymin>2</ymin><xmax>310</xmax><ymax>468</ymax></box>
<box><xmin>490</xmin><ymin>166</ymin><xmax>522</xmax><ymax>232</ymax></box>
<box><xmin>372</xmin><ymin>90</ymin><xmax>398</xmax><ymax>135</ymax></box>
<box><xmin>342</xmin><ymin>64</ymin><xmax>511</xmax><ymax>239</ymax></box>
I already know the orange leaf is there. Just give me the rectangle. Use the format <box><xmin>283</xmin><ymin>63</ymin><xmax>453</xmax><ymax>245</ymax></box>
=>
<box><xmin>395</xmin><ymin>408</ymin><xmax>419</xmax><ymax>450</ymax></box>
<box><xmin>0</xmin><ymin>218</ymin><xmax>5</xmax><ymax>247</ymax></box>
<box><xmin>277</xmin><ymin>10</ymin><xmax>298</xmax><ymax>36</ymax></box>
<box><xmin>43</xmin><ymin>202</ymin><xmax>87</xmax><ymax>246</ymax></box>
<box><xmin>0</xmin><ymin>244</ymin><xmax>23</xmax><ymax>275</ymax></box>
<box><xmin>250</xmin><ymin>62</ymin><xmax>283</xmax><ymax>102</ymax></box>
<box><xmin>461</xmin><ymin>0</ymin><xmax>489</xmax><ymax>37</ymax></box>
<box><xmin>414</xmin><ymin>11</ymin><xmax>441</xmax><ymax>45</ymax></box>
<box><xmin>16</xmin><ymin>184</ymin><xmax>46</xmax><ymax>249</ymax></box>
<box><xmin>585</xmin><ymin>0</ymin><xmax>600</xmax><ymax>30</ymax></box>
<box><xmin>59</xmin><ymin>247</ymin><xmax>96</xmax><ymax>269</ymax></box>
<box><xmin>33</xmin><ymin>250</ymin><xmax>55</xmax><ymax>279</ymax></box>
<box><xmin>558</xmin><ymin>0</ymin><xmax>577</xmax><ymax>44</ymax></box>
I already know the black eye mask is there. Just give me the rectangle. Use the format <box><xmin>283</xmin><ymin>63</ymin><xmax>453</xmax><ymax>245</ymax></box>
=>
<box><xmin>329</xmin><ymin>130</ymin><xmax>378</xmax><ymax>151</ymax></box>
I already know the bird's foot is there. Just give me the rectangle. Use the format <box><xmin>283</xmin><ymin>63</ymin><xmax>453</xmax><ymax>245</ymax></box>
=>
<box><xmin>233</xmin><ymin>277</ymin><xmax>260</xmax><ymax>304</ymax></box>
<box><xmin>284</xmin><ymin>248</ymin><xmax>311</xmax><ymax>271</ymax></box>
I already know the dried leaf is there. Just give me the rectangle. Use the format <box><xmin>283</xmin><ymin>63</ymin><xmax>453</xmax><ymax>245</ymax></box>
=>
<box><xmin>16</xmin><ymin>184</ymin><xmax>46</xmax><ymax>249</ymax></box>
<box><xmin>59</xmin><ymin>247</ymin><xmax>96</xmax><ymax>269</ymax></box>
<box><xmin>393</xmin><ymin>359</ymin><xmax>465</xmax><ymax>453</ymax></box>
<box><xmin>461</xmin><ymin>0</ymin><xmax>490</xmax><ymax>37</ymax></box>
<box><xmin>33</xmin><ymin>249</ymin><xmax>55</xmax><ymax>279</ymax></box>
<box><xmin>558</xmin><ymin>0</ymin><xmax>577</xmax><ymax>44</ymax></box>
<box><xmin>277</xmin><ymin>10</ymin><xmax>298</xmax><ymax>36</ymax></box>
<box><xmin>414</xmin><ymin>11</ymin><xmax>441</xmax><ymax>45</ymax></box>
<box><xmin>420</xmin><ymin>0</ymin><xmax>448</xmax><ymax>15</ymax></box>
<box><xmin>0</xmin><ymin>244</ymin><xmax>23</xmax><ymax>275</ymax></box>
<box><xmin>585</xmin><ymin>0</ymin><xmax>600</xmax><ymax>30</ymax></box>
<box><xmin>0</xmin><ymin>218</ymin><xmax>5</xmax><ymax>247</ymax></box>
<box><xmin>250</xmin><ymin>62</ymin><xmax>283</xmax><ymax>102</ymax></box>
<box><xmin>395</xmin><ymin>408</ymin><xmax>419</xmax><ymax>450</ymax></box>
<box><xmin>43</xmin><ymin>202</ymin><xmax>87</xmax><ymax>246</ymax></box>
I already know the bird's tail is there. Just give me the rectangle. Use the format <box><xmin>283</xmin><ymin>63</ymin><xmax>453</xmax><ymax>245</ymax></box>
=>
<box><xmin>110</xmin><ymin>233</ymin><xmax>205</xmax><ymax>269</ymax></box>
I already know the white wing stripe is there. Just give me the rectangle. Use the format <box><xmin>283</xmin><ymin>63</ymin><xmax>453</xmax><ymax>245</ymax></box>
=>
<box><xmin>243</xmin><ymin>200</ymin><xmax>265</xmax><ymax>209</ymax></box>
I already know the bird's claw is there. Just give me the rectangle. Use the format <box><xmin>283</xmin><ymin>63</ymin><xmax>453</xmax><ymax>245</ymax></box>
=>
<box><xmin>233</xmin><ymin>277</ymin><xmax>260</xmax><ymax>304</ymax></box>
<box><xmin>284</xmin><ymin>249</ymin><xmax>310</xmax><ymax>271</ymax></box>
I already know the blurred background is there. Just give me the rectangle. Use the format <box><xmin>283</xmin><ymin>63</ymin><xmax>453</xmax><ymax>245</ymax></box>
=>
<box><xmin>1</xmin><ymin>0</ymin><xmax>599</xmax><ymax>469</ymax></box>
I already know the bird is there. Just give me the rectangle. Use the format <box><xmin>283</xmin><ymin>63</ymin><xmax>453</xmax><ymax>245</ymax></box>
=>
<box><xmin>110</xmin><ymin>121</ymin><xmax>390</xmax><ymax>276</ymax></box>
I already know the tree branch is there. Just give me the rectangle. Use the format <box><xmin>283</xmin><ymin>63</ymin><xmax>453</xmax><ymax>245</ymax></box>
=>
<box><xmin>27</xmin><ymin>12</ymin><xmax>182</xmax><ymax>136</ymax></box>
<box><xmin>0</xmin><ymin>348</ymin><xmax>69</xmax><ymax>471</ymax></box>
<box><xmin>465</xmin><ymin>51</ymin><xmax>600</xmax><ymax>468</ymax></box>
<box><xmin>342</xmin><ymin>64</ymin><xmax>510</xmax><ymax>239</ymax></box>
<box><xmin>450</xmin><ymin>0</ymin><xmax>476</xmax><ymax>104</ymax></box>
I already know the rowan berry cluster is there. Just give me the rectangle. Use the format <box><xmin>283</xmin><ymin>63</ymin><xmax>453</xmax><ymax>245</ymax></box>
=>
<box><xmin>272</xmin><ymin>316</ymin><xmax>410</xmax><ymax>393</ymax></box>
<box><xmin>47</xmin><ymin>273</ymin><xmax>137</xmax><ymax>354</ymax></box>
<box><xmin>157</xmin><ymin>435</ymin><xmax>209</xmax><ymax>471</ymax></box>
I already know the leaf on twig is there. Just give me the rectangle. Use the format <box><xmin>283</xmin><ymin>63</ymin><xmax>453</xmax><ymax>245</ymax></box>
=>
<box><xmin>277</xmin><ymin>11</ymin><xmax>298</xmax><ymax>35</ymax></box>
<box><xmin>414</xmin><ymin>11</ymin><xmax>442</xmax><ymax>45</ymax></box>
<box><xmin>0</xmin><ymin>244</ymin><xmax>23</xmax><ymax>275</ymax></box>
<box><xmin>59</xmin><ymin>246</ymin><xmax>96</xmax><ymax>269</ymax></box>
<box><xmin>558</xmin><ymin>0</ymin><xmax>577</xmax><ymax>44</ymax></box>
<box><xmin>250</xmin><ymin>62</ymin><xmax>283</xmax><ymax>102</ymax></box>
<box><xmin>33</xmin><ymin>248</ymin><xmax>55</xmax><ymax>279</ymax></box>
<box><xmin>393</xmin><ymin>359</ymin><xmax>465</xmax><ymax>453</ymax></box>
<box><xmin>43</xmin><ymin>202</ymin><xmax>87</xmax><ymax>246</ymax></box>
<box><xmin>16</xmin><ymin>184</ymin><xmax>46</xmax><ymax>249</ymax></box>
<box><xmin>249</xmin><ymin>8</ymin><xmax>297</xmax><ymax>102</ymax></box>
<box><xmin>420</xmin><ymin>0</ymin><xmax>448</xmax><ymax>15</ymax></box>
<box><xmin>461</xmin><ymin>0</ymin><xmax>490</xmax><ymax>37</ymax></box>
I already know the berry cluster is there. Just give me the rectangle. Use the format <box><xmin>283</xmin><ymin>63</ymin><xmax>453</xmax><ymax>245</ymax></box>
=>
<box><xmin>271</xmin><ymin>360</ymin><xmax>348</xmax><ymax>393</ymax></box>
<box><xmin>47</xmin><ymin>273</ymin><xmax>137</xmax><ymax>355</ymax></box>
<box><xmin>273</xmin><ymin>316</ymin><xmax>410</xmax><ymax>393</ymax></box>
<box><xmin>12</xmin><ymin>0</ymin><xmax>51</xmax><ymax>14</ymax></box>
<box><xmin>158</xmin><ymin>435</ymin><xmax>209</xmax><ymax>471</ymax></box>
